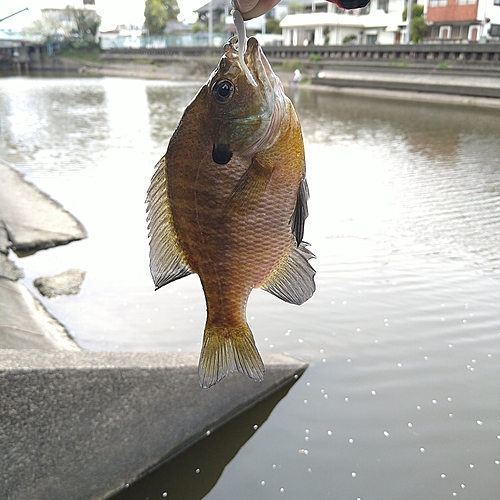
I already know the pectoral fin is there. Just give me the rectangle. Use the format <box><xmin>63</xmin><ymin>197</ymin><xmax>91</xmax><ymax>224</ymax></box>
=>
<box><xmin>260</xmin><ymin>242</ymin><xmax>316</xmax><ymax>305</ymax></box>
<box><xmin>146</xmin><ymin>156</ymin><xmax>192</xmax><ymax>289</ymax></box>
<box><xmin>225</xmin><ymin>157</ymin><xmax>272</xmax><ymax>214</ymax></box>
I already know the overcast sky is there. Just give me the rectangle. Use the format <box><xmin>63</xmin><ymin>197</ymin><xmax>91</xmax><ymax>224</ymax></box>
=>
<box><xmin>0</xmin><ymin>0</ymin><xmax>207</xmax><ymax>31</ymax></box>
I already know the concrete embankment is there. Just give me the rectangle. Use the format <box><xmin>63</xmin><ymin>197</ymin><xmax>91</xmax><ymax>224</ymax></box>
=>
<box><xmin>0</xmin><ymin>158</ymin><xmax>307</xmax><ymax>499</ymax></box>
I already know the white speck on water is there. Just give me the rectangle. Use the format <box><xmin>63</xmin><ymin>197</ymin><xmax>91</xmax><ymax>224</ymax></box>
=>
<box><xmin>397</xmin><ymin>362</ymin><xmax>402</xmax><ymax>367</ymax></box>
<box><xmin>472</xmin><ymin>359</ymin><xmax>477</xmax><ymax>363</ymax></box>
<box><xmin>452</xmin><ymin>492</ymin><xmax>457</xmax><ymax>497</ymax></box>
<box><xmin>347</xmin><ymin>358</ymin><xmax>352</xmax><ymax>363</ymax></box>
<box><xmin>285</xmin><ymin>330</ymin><xmax>291</xmax><ymax>336</ymax></box>
<box><xmin>383</xmin><ymin>431</ymin><xmax>390</xmax><ymax>437</ymax></box>
<box><xmin>342</xmin><ymin>301</ymin><xmax>347</xmax><ymax>305</ymax></box>
<box><xmin>320</xmin><ymin>348</ymin><xmax>324</xmax><ymax>353</ymax></box>
<box><xmin>417</xmin><ymin>405</ymin><xmax>422</xmax><ymax>410</ymax></box>
<box><xmin>441</xmin><ymin>317</ymin><xmax>446</xmax><ymax>321</ymax></box>
<box><xmin>440</xmin><ymin>474</ymin><xmax>446</xmax><ymax>479</ymax></box>
<box><xmin>261</xmin><ymin>481</ymin><xmax>265</xmax><ymax>486</ymax></box>
<box><xmin>264</xmin><ymin>337</ymin><xmax>269</xmax><ymax>342</ymax></box>
<box><xmin>322</xmin><ymin>358</ymin><xmax>327</xmax><ymax>363</ymax></box>
<box><xmin>345</xmin><ymin>397</ymin><xmax>349</xmax><ymax>402</ymax></box>
<box><xmin>307</xmin><ymin>468</ymin><xmax>312</xmax><ymax>473</ymax></box>
<box><xmin>351</xmin><ymin>472</ymin><xmax>357</xmax><ymax>477</ymax></box>
<box><xmin>375</xmin><ymin>339</ymin><xmax>380</xmax><ymax>343</ymax></box>
<box><xmin>448</xmin><ymin>343</ymin><xmax>453</xmax><ymax>348</ymax></box>
<box><xmin>420</xmin><ymin>447</ymin><xmax>425</xmax><ymax>452</ymax></box>
<box><xmin>305</xmin><ymin>429</ymin><xmax>310</xmax><ymax>434</ymax></box>
<box><xmin>424</xmin><ymin>356</ymin><xmax>429</xmax><ymax>361</ymax></box>
<box><xmin>371</xmin><ymin>390</ymin><xmax>377</xmax><ymax>396</ymax></box>
<box><xmin>408</xmin><ymin>422</ymin><xmax>413</xmax><ymax>428</ymax></box>
<box><xmin>324</xmin><ymin>394</ymin><xmax>329</xmax><ymax>399</ymax></box>
<box><xmin>162</xmin><ymin>492</ymin><xmax>168</xmax><ymax>498</ymax></box>
<box><xmin>205</xmin><ymin>430</ymin><xmax>211</xmax><ymax>436</ymax></box>
<box><xmin>306</xmin><ymin>382</ymin><xmax>311</xmax><ymax>387</ymax></box>
<box><xmin>469</xmin><ymin>464</ymin><xmax>474</xmax><ymax>468</ymax></box>
<box><xmin>294</xmin><ymin>374</ymin><xmax>298</xmax><ymax>379</ymax></box>
<box><xmin>487</xmin><ymin>353</ymin><xmax>492</xmax><ymax>358</ymax></box>
<box><xmin>449</xmin><ymin>414</ymin><xmax>454</xmax><ymax>418</ymax></box>
<box><xmin>327</xmin><ymin>430</ymin><xmax>333</xmax><ymax>436</ymax></box>
<box><xmin>463</xmin><ymin>319</ymin><xmax>468</xmax><ymax>324</ymax></box>
<box><xmin>447</xmin><ymin>397</ymin><xmax>452</xmax><ymax>402</ymax></box>
<box><xmin>280</xmin><ymin>487</ymin><xmax>285</xmax><ymax>493</ymax></box>
<box><xmin>356</xmin><ymin>328</ymin><xmax>361</xmax><ymax>333</ymax></box>
<box><xmin>299</xmin><ymin>449</ymin><xmax>309</xmax><ymax>455</ymax></box>
<box><xmin>305</xmin><ymin>436</ymin><xmax>309</xmax><ymax>441</ymax></box>
<box><xmin>432</xmin><ymin>399</ymin><xmax>437</xmax><ymax>404</ymax></box>
<box><xmin>298</xmin><ymin>338</ymin><xmax>304</xmax><ymax>343</ymax></box>
<box><xmin>146</xmin><ymin>318</ymin><xmax>151</xmax><ymax>323</ymax></box>
<box><xmin>195</xmin><ymin>468</ymin><xmax>200</xmax><ymax>474</ymax></box>
<box><xmin>477</xmin><ymin>420</ymin><xmax>483</xmax><ymax>425</ymax></box>
<box><xmin>303</xmin><ymin>399</ymin><xmax>308</xmax><ymax>404</ymax></box>
<box><xmin>272</xmin><ymin>464</ymin><xmax>277</xmax><ymax>469</ymax></box>
<box><xmin>461</xmin><ymin>484</ymin><xmax>466</xmax><ymax>488</ymax></box>
<box><xmin>253</xmin><ymin>424</ymin><xmax>259</xmax><ymax>430</ymax></box>
<box><xmin>348</xmin><ymin>438</ymin><xmax>354</xmax><ymax>443</ymax></box>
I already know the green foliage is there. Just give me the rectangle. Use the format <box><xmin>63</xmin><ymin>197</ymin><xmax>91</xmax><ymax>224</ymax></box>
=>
<box><xmin>65</xmin><ymin>6</ymin><xmax>101</xmax><ymax>39</ymax></box>
<box><xmin>402</xmin><ymin>3</ymin><xmax>429</xmax><ymax>43</ymax></box>
<box><xmin>411</xmin><ymin>16</ymin><xmax>430</xmax><ymax>42</ymax></box>
<box><xmin>402</xmin><ymin>3</ymin><xmax>425</xmax><ymax>21</ymax></box>
<box><xmin>266</xmin><ymin>19</ymin><xmax>281</xmax><ymax>34</ymax></box>
<box><xmin>342</xmin><ymin>34</ymin><xmax>357</xmax><ymax>44</ymax></box>
<box><xmin>437</xmin><ymin>62</ymin><xmax>450</xmax><ymax>69</ymax></box>
<box><xmin>309</xmin><ymin>54</ymin><xmax>321</xmax><ymax>62</ymax></box>
<box><xmin>144</xmin><ymin>0</ymin><xmax>180</xmax><ymax>35</ymax></box>
<box><xmin>191</xmin><ymin>21</ymin><xmax>206</xmax><ymax>34</ymax></box>
<box><xmin>287</xmin><ymin>2</ymin><xmax>305</xmax><ymax>14</ymax></box>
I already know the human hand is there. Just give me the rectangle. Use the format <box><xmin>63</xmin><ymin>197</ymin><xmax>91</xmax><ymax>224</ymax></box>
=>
<box><xmin>235</xmin><ymin>0</ymin><xmax>370</xmax><ymax>20</ymax></box>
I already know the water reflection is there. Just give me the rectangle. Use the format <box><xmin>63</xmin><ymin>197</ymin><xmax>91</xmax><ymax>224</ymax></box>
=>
<box><xmin>109</xmin><ymin>377</ymin><xmax>299</xmax><ymax>500</ymax></box>
<box><xmin>1</xmin><ymin>78</ymin><xmax>499</xmax><ymax>500</ymax></box>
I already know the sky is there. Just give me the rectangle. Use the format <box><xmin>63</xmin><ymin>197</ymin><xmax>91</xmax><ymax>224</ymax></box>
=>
<box><xmin>0</xmin><ymin>0</ymin><xmax>206</xmax><ymax>32</ymax></box>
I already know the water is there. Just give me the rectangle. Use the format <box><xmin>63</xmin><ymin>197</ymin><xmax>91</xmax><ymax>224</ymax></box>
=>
<box><xmin>1</xmin><ymin>76</ymin><xmax>499</xmax><ymax>499</ymax></box>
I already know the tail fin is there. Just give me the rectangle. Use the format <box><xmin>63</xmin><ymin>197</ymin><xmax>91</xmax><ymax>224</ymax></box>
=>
<box><xmin>198</xmin><ymin>324</ymin><xmax>265</xmax><ymax>388</ymax></box>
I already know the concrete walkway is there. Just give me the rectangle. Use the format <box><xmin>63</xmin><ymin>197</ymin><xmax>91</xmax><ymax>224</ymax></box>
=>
<box><xmin>311</xmin><ymin>68</ymin><xmax>500</xmax><ymax>102</ymax></box>
<box><xmin>0</xmin><ymin>158</ymin><xmax>307</xmax><ymax>499</ymax></box>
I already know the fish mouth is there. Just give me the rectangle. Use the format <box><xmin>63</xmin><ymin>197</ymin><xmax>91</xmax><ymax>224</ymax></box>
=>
<box><xmin>224</xmin><ymin>36</ymin><xmax>279</xmax><ymax>89</ymax></box>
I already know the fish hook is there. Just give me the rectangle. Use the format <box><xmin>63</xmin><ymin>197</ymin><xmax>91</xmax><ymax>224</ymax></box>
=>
<box><xmin>231</xmin><ymin>6</ymin><xmax>258</xmax><ymax>87</ymax></box>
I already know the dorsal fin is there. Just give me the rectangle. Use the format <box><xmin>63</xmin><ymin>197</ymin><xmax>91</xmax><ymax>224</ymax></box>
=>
<box><xmin>146</xmin><ymin>156</ymin><xmax>192</xmax><ymax>289</ymax></box>
<box><xmin>290</xmin><ymin>178</ymin><xmax>309</xmax><ymax>246</ymax></box>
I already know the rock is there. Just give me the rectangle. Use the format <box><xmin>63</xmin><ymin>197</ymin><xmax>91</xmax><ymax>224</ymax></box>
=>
<box><xmin>0</xmin><ymin>159</ymin><xmax>87</xmax><ymax>255</ymax></box>
<box><xmin>0</xmin><ymin>254</ymin><xmax>24</xmax><ymax>281</ymax></box>
<box><xmin>34</xmin><ymin>268</ymin><xmax>86</xmax><ymax>298</ymax></box>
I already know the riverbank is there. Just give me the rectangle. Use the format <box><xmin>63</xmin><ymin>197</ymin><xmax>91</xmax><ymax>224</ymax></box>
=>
<box><xmin>55</xmin><ymin>54</ymin><xmax>500</xmax><ymax>109</ymax></box>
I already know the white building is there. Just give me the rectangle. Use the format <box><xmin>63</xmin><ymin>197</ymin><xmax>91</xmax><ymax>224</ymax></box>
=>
<box><xmin>280</xmin><ymin>0</ymin><xmax>409</xmax><ymax>45</ymax></box>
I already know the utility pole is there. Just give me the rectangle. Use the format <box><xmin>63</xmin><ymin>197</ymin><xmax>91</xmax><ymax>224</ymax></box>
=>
<box><xmin>406</xmin><ymin>0</ymin><xmax>413</xmax><ymax>44</ymax></box>
<box><xmin>208</xmin><ymin>0</ymin><xmax>213</xmax><ymax>47</ymax></box>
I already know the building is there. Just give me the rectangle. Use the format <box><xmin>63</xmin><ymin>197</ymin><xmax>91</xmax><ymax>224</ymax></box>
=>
<box><xmin>426</xmin><ymin>0</ymin><xmax>500</xmax><ymax>41</ymax></box>
<box><xmin>279</xmin><ymin>0</ymin><xmax>409</xmax><ymax>45</ymax></box>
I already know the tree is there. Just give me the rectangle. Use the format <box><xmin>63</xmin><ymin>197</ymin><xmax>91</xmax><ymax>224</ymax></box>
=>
<box><xmin>144</xmin><ymin>0</ymin><xmax>180</xmax><ymax>35</ymax></box>
<box><xmin>65</xmin><ymin>6</ymin><xmax>101</xmax><ymax>40</ymax></box>
<box><xmin>402</xmin><ymin>3</ymin><xmax>430</xmax><ymax>43</ymax></box>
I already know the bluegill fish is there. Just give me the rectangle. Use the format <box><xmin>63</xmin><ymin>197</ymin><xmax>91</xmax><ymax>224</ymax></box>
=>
<box><xmin>147</xmin><ymin>34</ymin><xmax>315</xmax><ymax>388</ymax></box>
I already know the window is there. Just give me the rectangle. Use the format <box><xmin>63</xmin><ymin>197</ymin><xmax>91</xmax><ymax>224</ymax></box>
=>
<box><xmin>429</xmin><ymin>0</ymin><xmax>447</xmax><ymax>6</ymax></box>
<box><xmin>494</xmin><ymin>0</ymin><xmax>500</xmax><ymax>6</ymax></box>
<box><xmin>377</xmin><ymin>0</ymin><xmax>389</xmax><ymax>13</ymax></box>
<box><xmin>439</xmin><ymin>25</ymin><xmax>452</xmax><ymax>38</ymax></box>
<box><xmin>457</xmin><ymin>0</ymin><xmax>477</xmax><ymax>5</ymax></box>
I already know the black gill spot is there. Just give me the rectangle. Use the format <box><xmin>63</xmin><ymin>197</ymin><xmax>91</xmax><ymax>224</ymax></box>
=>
<box><xmin>212</xmin><ymin>143</ymin><xmax>233</xmax><ymax>164</ymax></box>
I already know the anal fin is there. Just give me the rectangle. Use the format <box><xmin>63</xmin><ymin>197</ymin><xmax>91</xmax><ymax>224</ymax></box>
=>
<box><xmin>260</xmin><ymin>242</ymin><xmax>316</xmax><ymax>305</ymax></box>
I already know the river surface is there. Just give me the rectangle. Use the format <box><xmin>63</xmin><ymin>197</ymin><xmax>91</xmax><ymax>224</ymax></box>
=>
<box><xmin>1</xmin><ymin>76</ymin><xmax>499</xmax><ymax>500</ymax></box>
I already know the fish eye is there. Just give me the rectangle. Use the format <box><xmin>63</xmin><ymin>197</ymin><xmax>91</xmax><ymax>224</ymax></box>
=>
<box><xmin>212</xmin><ymin>79</ymin><xmax>234</xmax><ymax>103</ymax></box>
